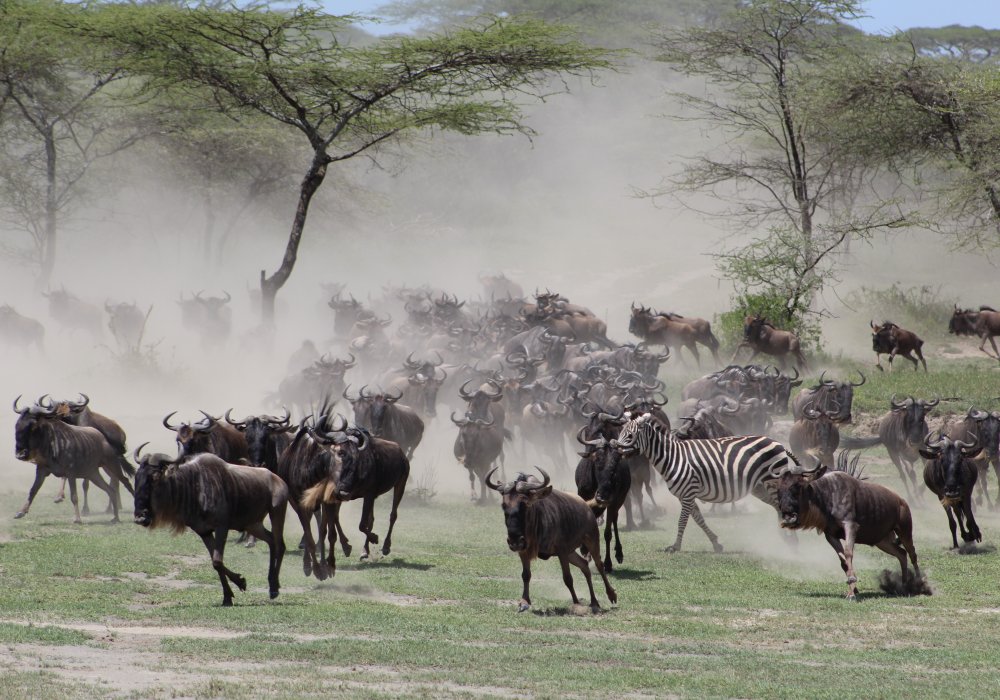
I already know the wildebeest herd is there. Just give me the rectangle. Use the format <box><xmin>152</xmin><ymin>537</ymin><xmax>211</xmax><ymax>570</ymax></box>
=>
<box><xmin>7</xmin><ymin>277</ymin><xmax>1000</xmax><ymax>608</ymax></box>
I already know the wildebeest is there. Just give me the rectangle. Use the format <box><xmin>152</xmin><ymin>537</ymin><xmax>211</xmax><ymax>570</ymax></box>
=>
<box><xmin>344</xmin><ymin>386</ymin><xmax>424</xmax><ymax>459</ymax></box>
<box><xmin>163</xmin><ymin>410</ymin><xmax>249</xmax><ymax>462</ymax></box>
<box><xmin>453</xmin><ymin>411</ymin><xmax>506</xmax><ymax>503</ymax></box>
<box><xmin>949</xmin><ymin>305</ymin><xmax>1000</xmax><ymax>362</ymax></box>
<box><xmin>381</xmin><ymin>353</ymin><xmax>447</xmax><ymax>418</ymax></box>
<box><xmin>788</xmin><ymin>403</ymin><xmax>841</xmax><ymax>469</ymax></box>
<box><xmin>132</xmin><ymin>446</ymin><xmax>287</xmax><ymax>607</ymax></box>
<box><xmin>920</xmin><ymin>435</ymin><xmax>982</xmax><ymax>549</ymax></box>
<box><xmin>106</xmin><ymin>301</ymin><xmax>150</xmax><ymax>349</ymax></box>
<box><xmin>776</xmin><ymin>466</ymin><xmax>921</xmax><ymax>599</ymax></box>
<box><xmin>871</xmin><ymin>321</ymin><xmax>927</xmax><ymax>372</ymax></box>
<box><xmin>0</xmin><ymin>305</ymin><xmax>45</xmax><ymax>351</ymax></box>
<box><xmin>178</xmin><ymin>291</ymin><xmax>232</xmax><ymax>347</ymax></box>
<box><xmin>277</xmin><ymin>354</ymin><xmax>355</xmax><ymax>413</ymax></box>
<box><xmin>43</xmin><ymin>287</ymin><xmax>103</xmax><ymax>338</ymax></box>
<box><xmin>328</xmin><ymin>292</ymin><xmax>366</xmax><ymax>338</ymax></box>
<box><xmin>301</xmin><ymin>425</ymin><xmax>410</xmax><ymax>561</ymax></box>
<box><xmin>947</xmin><ymin>407</ymin><xmax>1000</xmax><ymax>509</ymax></box>
<box><xmin>487</xmin><ymin>467</ymin><xmax>617</xmax><ymax>613</ymax></box>
<box><xmin>791</xmin><ymin>370</ymin><xmax>863</xmax><ymax>423</ymax></box>
<box><xmin>13</xmin><ymin>397</ymin><xmax>135</xmax><ymax>523</ymax></box>
<box><xmin>731</xmin><ymin>314</ymin><xmax>808</xmax><ymax>370</ymax></box>
<box><xmin>629</xmin><ymin>303</ymin><xmax>704</xmax><ymax>367</ymax></box>
<box><xmin>656</xmin><ymin>311</ymin><xmax>720</xmax><ymax>363</ymax></box>
<box><xmin>575</xmin><ymin>434</ymin><xmax>630</xmax><ymax>571</ymax></box>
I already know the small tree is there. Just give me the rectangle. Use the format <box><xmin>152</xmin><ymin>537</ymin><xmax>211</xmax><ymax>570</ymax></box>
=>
<box><xmin>86</xmin><ymin>5</ymin><xmax>615</xmax><ymax>324</ymax></box>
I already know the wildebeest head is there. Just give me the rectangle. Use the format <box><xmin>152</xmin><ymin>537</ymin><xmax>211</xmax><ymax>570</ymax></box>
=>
<box><xmin>226</xmin><ymin>409</ymin><xmax>292</xmax><ymax>468</ymax></box>
<box><xmin>919</xmin><ymin>434</ymin><xmax>979</xmax><ymax>504</ymax></box>
<box><xmin>326</xmin><ymin>426</ymin><xmax>370</xmax><ymax>501</ymax></box>
<box><xmin>776</xmin><ymin>466</ymin><xmax>828</xmax><ymax>528</ymax></box>
<box><xmin>628</xmin><ymin>303</ymin><xmax>653</xmax><ymax>336</ymax></box>
<box><xmin>890</xmin><ymin>395</ymin><xmax>939</xmax><ymax>445</ymax></box>
<box><xmin>965</xmin><ymin>408</ymin><xmax>1000</xmax><ymax>459</ymax></box>
<box><xmin>132</xmin><ymin>442</ymin><xmax>175</xmax><ymax>528</ymax></box>
<box><xmin>163</xmin><ymin>410</ymin><xmax>215</xmax><ymax>457</ymax></box>
<box><xmin>871</xmin><ymin>320</ymin><xmax>897</xmax><ymax>353</ymax></box>
<box><xmin>458</xmin><ymin>379</ymin><xmax>503</xmax><ymax>421</ymax></box>
<box><xmin>404</xmin><ymin>352</ymin><xmax>446</xmax><ymax>417</ymax></box>
<box><xmin>802</xmin><ymin>370</ymin><xmax>863</xmax><ymax>423</ymax></box>
<box><xmin>743</xmin><ymin>314</ymin><xmax>766</xmax><ymax>341</ymax></box>
<box><xmin>12</xmin><ymin>395</ymin><xmax>55</xmax><ymax>461</ymax></box>
<box><xmin>368</xmin><ymin>388</ymin><xmax>403</xmax><ymax>437</ymax></box>
<box><xmin>485</xmin><ymin>467</ymin><xmax>553</xmax><ymax>552</ymax></box>
<box><xmin>949</xmin><ymin>306</ymin><xmax>978</xmax><ymax>336</ymax></box>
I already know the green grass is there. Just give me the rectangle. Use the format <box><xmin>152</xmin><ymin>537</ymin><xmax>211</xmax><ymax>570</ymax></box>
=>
<box><xmin>3</xmin><ymin>471</ymin><xmax>1000</xmax><ymax>699</ymax></box>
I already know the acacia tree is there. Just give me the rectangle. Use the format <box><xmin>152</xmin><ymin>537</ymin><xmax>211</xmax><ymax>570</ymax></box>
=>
<box><xmin>649</xmin><ymin>0</ymin><xmax>905</xmax><ymax>331</ymax></box>
<box><xmin>86</xmin><ymin>5</ymin><xmax>614</xmax><ymax>324</ymax></box>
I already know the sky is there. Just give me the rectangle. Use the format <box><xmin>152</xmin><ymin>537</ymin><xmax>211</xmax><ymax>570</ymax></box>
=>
<box><xmin>322</xmin><ymin>0</ymin><xmax>1000</xmax><ymax>35</ymax></box>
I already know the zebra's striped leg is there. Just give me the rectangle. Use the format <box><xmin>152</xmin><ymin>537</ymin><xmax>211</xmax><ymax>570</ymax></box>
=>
<box><xmin>689</xmin><ymin>502</ymin><xmax>723</xmax><ymax>553</ymax></box>
<box><xmin>666</xmin><ymin>499</ymin><xmax>695</xmax><ymax>553</ymax></box>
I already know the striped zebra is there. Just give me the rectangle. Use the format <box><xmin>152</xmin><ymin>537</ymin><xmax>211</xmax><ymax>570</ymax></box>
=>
<box><xmin>612</xmin><ymin>412</ymin><xmax>798</xmax><ymax>552</ymax></box>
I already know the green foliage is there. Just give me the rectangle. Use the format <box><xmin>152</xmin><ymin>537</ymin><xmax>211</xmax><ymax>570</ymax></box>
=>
<box><xmin>716</xmin><ymin>289</ymin><xmax>821</xmax><ymax>353</ymax></box>
<box><xmin>846</xmin><ymin>283</ymin><xmax>956</xmax><ymax>339</ymax></box>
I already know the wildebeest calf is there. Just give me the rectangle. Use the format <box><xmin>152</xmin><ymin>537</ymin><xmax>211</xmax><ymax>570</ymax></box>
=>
<box><xmin>777</xmin><ymin>467</ymin><xmax>921</xmax><ymax>599</ymax></box>
<box><xmin>133</xmin><ymin>447</ymin><xmax>287</xmax><ymax>607</ymax></box>
<box><xmin>487</xmin><ymin>467</ymin><xmax>617</xmax><ymax>613</ymax></box>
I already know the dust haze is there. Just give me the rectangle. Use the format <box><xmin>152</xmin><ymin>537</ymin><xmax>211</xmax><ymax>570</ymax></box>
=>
<box><xmin>0</xmin><ymin>43</ymin><xmax>995</xmax><ymax>578</ymax></box>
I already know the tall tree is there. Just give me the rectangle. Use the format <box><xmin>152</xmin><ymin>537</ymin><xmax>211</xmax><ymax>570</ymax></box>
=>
<box><xmin>648</xmin><ymin>0</ymin><xmax>904</xmax><ymax>328</ymax></box>
<box><xmin>85</xmin><ymin>5</ymin><xmax>614</xmax><ymax>323</ymax></box>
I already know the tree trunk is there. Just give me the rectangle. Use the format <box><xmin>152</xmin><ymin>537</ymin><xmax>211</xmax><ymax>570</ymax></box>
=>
<box><xmin>259</xmin><ymin>151</ymin><xmax>330</xmax><ymax>325</ymax></box>
<box><xmin>37</xmin><ymin>127</ymin><xmax>58</xmax><ymax>292</ymax></box>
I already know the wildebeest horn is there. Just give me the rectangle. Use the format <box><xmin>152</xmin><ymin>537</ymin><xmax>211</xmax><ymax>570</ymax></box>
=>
<box><xmin>889</xmin><ymin>394</ymin><xmax>908</xmax><ymax>410</ymax></box>
<box><xmin>924</xmin><ymin>397</ymin><xmax>940</xmax><ymax>408</ymax></box>
<box><xmin>818</xmin><ymin>370</ymin><xmax>831</xmax><ymax>386</ymax></box>
<box><xmin>13</xmin><ymin>394</ymin><xmax>27</xmax><ymax>415</ymax></box>
<box><xmin>850</xmin><ymin>370</ymin><xmax>866</xmax><ymax>387</ymax></box>
<box><xmin>458</xmin><ymin>379</ymin><xmax>477</xmax><ymax>400</ymax></box>
<box><xmin>69</xmin><ymin>393</ymin><xmax>90</xmax><ymax>409</ymax></box>
<box><xmin>224</xmin><ymin>408</ymin><xmax>246</xmax><ymax>428</ymax></box>
<box><xmin>923</xmin><ymin>433</ymin><xmax>945</xmax><ymax>450</ymax></box>
<box><xmin>162</xmin><ymin>411</ymin><xmax>180</xmax><ymax>431</ymax></box>
<box><xmin>133</xmin><ymin>442</ymin><xmax>150</xmax><ymax>463</ymax></box>
<box><xmin>385</xmin><ymin>387</ymin><xmax>403</xmax><ymax>403</ymax></box>
<box><xmin>222</xmin><ymin>291</ymin><xmax>231</xmax><ymax>303</ymax></box>
<box><xmin>450</xmin><ymin>411</ymin><xmax>468</xmax><ymax>426</ymax></box>
<box><xmin>485</xmin><ymin>467</ymin><xmax>504</xmax><ymax>492</ymax></box>
<box><xmin>431</xmin><ymin>350</ymin><xmax>444</xmax><ymax>366</ymax></box>
<box><xmin>198</xmin><ymin>410</ymin><xmax>218</xmax><ymax>425</ymax></box>
<box><xmin>37</xmin><ymin>394</ymin><xmax>54</xmax><ymax>409</ymax></box>
<box><xmin>969</xmin><ymin>407</ymin><xmax>989</xmax><ymax>421</ymax></box>
<box><xmin>359</xmin><ymin>384</ymin><xmax>372</xmax><ymax>400</ymax></box>
<box><xmin>404</xmin><ymin>352</ymin><xmax>420</xmax><ymax>369</ymax></box>
<box><xmin>516</xmin><ymin>467</ymin><xmax>551</xmax><ymax>493</ymax></box>
<box><xmin>268</xmin><ymin>408</ymin><xmax>291</xmax><ymax>425</ymax></box>
<box><xmin>343</xmin><ymin>384</ymin><xmax>357</xmax><ymax>402</ymax></box>
<box><xmin>342</xmin><ymin>353</ymin><xmax>356</xmax><ymax>368</ymax></box>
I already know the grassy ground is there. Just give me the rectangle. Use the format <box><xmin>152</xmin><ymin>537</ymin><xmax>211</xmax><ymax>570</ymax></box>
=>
<box><xmin>3</xmin><ymin>454</ymin><xmax>1000</xmax><ymax>700</ymax></box>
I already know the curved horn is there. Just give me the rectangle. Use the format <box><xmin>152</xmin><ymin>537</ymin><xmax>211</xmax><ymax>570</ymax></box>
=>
<box><xmin>385</xmin><ymin>387</ymin><xmax>403</xmax><ymax>403</ymax></box>
<box><xmin>359</xmin><ymin>384</ymin><xmax>372</xmax><ymax>400</ymax></box>
<box><xmin>70</xmin><ymin>393</ymin><xmax>90</xmax><ymax>409</ymax></box>
<box><xmin>450</xmin><ymin>411</ymin><xmax>468</xmax><ymax>426</ymax></box>
<box><xmin>13</xmin><ymin>394</ymin><xmax>27</xmax><ymax>415</ymax></box>
<box><xmin>342</xmin><ymin>353</ymin><xmax>356</xmax><ymax>368</ymax></box>
<box><xmin>485</xmin><ymin>467</ymin><xmax>504</xmax><ymax>492</ymax></box>
<box><xmin>404</xmin><ymin>352</ymin><xmax>420</xmax><ymax>369</ymax></box>
<box><xmin>268</xmin><ymin>408</ymin><xmax>291</xmax><ymax>425</ymax></box>
<box><xmin>133</xmin><ymin>442</ymin><xmax>150</xmax><ymax>463</ymax></box>
<box><xmin>162</xmin><ymin>411</ymin><xmax>180</xmax><ymax>431</ymax></box>
<box><xmin>198</xmin><ymin>410</ymin><xmax>218</xmax><ymax>425</ymax></box>
<box><xmin>818</xmin><ymin>370</ymin><xmax>830</xmax><ymax>386</ymax></box>
<box><xmin>458</xmin><ymin>379</ymin><xmax>477</xmax><ymax>400</ymax></box>
<box><xmin>889</xmin><ymin>394</ymin><xmax>907</xmax><ymax>410</ymax></box>
<box><xmin>224</xmin><ymin>408</ymin><xmax>246</xmax><ymax>428</ymax></box>
<box><xmin>969</xmin><ymin>407</ymin><xmax>989</xmax><ymax>421</ymax></box>
<box><xmin>222</xmin><ymin>290</ymin><xmax>231</xmax><ymax>304</ymax></box>
<box><xmin>343</xmin><ymin>384</ymin><xmax>358</xmax><ymax>402</ymax></box>
<box><xmin>850</xmin><ymin>370</ymin><xmax>866</xmax><ymax>387</ymax></box>
<box><xmin>431</xmin><ymin>350</ymin><xmax>444</xmax><ymax>366</ymax></box>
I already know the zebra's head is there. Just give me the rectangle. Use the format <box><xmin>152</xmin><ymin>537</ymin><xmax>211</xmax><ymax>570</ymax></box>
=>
<box><xmin>612</xmin><ymin>412</ymin><xmax>651</xmax><ymax>455</ymax></box>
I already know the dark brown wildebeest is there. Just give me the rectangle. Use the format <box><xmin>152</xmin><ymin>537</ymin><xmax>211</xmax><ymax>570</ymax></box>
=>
<box><xmin>731</xmin><ymin>314</ymin><xmax>808</xmax><ymax>371</ymax></box>
<box><xmin>949</xmin><ymin>305</ymin><xmax>1000</xmax><ymax>362</ymax></box>
<box><xmin>163</xmin><ymin>410</ymin><xmax>249</xmax><ymax>463</ymax></box>
<box><xmin>453</xmin><ymin>412</ymin><xmax>506</xmax><ymax>503</ymax></box>
<box><xmin>132</xmin><ymin>446</ymin><xmax>287</xmax><ymax>607</ymax></box>
<box><xmin>575</xmin><ymin>433</ymin><xmax>631</xmax><ymax>571</ymax></box>
<box><xmin>920</xmin><ymin>435</ymin><xmax>982</xmax><ymax>549</ymax></box>
<box><xmin>788</xmin><ymin>403</ymin><xmax>841</xmax><ymax>469</ymax></box>
<box><xmin>947</xmin><ymin>407</ymin><xmax>1000</xmax><ymax>509</ymax></box>
<box><xmin>629</xmin><ymin>303</ymin><xmax>704</xmax><ymax>367</ymax></box>
<box><xmin>777</xmin><ymin>466</ymin><xmax>921</xmax><ymax>600</ymax></box>
<box><xmin>344</xmin><ymin>386</ymin><xmax>424</xmax><ymax>459</ymax></box>
<box><xmin>0</xmin><ymin>304</ymin><xmax>45</xmax><ymax>351</ymax></box>
<box><xmin>656</xmin><ymin>311</ymin><xmax>720</xmax><ymax>363</ymax></box>
<box><xmin>302</xmin><ymin>425</ymin><xmax>410</xmax><ymax>561</ymax></box>
<box><xmin>870</xmin><ymin>320</ymin><xmax>927</xmax><ymax>372</ymax></box>
<box><xmin>791</xmin><ymin>370</ymin><xmax>863</xmax><ymax>423</ymax></box>
<box><xmin>487</xmin><ymin>467</ymin><xmax>617</xmax><ymax>613</ymax></box>
<box><xmin>13</xmin><ymin>397</ymin><xmax>135</xmax><ymax>523</ymax></box>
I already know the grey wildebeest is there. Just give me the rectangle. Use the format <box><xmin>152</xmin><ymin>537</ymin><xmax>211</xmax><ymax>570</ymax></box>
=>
<box><xmin>178</xmin><ymin>291</ymin><xmax>232</xmax><ymax>347</ymax></box>
<box><xmin>43</xmin><ymin>287</ymin><xmax>103</xmax><ymax>338</ymax></box>
<box><xmin>777</xmin><ymin>466</ymin><xmax>921</xmax><ymax>599</ymax></box>
<box><xmin>788</xmin><ymin>403</ymin><xmax>841</xmax><ymax>469</ymax></box>
<box><xmin>301</xmin><ymin>425</ymin><xmax>410</xmax><ymax>561</ymax></box>
<box><xmin>163</xmin><ymin>410</ymin><xmax>249</xmax><ymax>463</ymax></box>
<box><xmin>486</xmin><ymin>467</ymin><xmax>617</xmax><ymax>613</ymax></box>
<box><xmin>0</xmin><ymin>305</ymin><xmax>44</xmax><ymax>351</ymax></box>
<box><xmin>629</xmin><ymin>303</ymin><xmax>704</xmax><ymax>367</ymax></box>
<box><xmin>13</xmin><ymin>397</ymin><xmax>135</xmax><ymax>523</ymax></box>
<box><xmin>920</xmin><ymin>435</ymin><xmax>982</xmax><ymax>549</ymax></box>
<box><xmin>453</xmin><ymin>411</ymin><xmax>506</xmax><ymax>503</ymax></box>
<box><xmin>947</xmin><ymin>407</ymin><xmax>1000</xmax><ymax>509</ymax></box>
<box><xmin>343</xmin><ymin>385</ymin><xmax>424</xmax><ymax>459</ymax></box>
<box><xmin>132</xmin><ymin>446</ymin><xmax>287</xmax><ymax>607</ymax></box>
<box><xmin>949</xmin><ymin>305</ymin><xmax>1000</xmax><ymax>362</ymax></box>
<box><xmin>791</xmin><ymin>370</ymin><xmax>863</xmax><ymax>423</ymax></box>
<box><xmin>871</xmin><ymin>321</ymin><xmax>927</xmax><ymax>372</ymax></box>
<box><xmin>731</xmin><ymin>314</ymin><xmax>808</xmax><ymax>371</ymax></box>
<box><xmin>106</xmin><ymin>301</ymin><xmax>150</xmax><ymax>349</ymax></box>
<box><xmin>656</xmin><ymin>311</ymin><xmax>720</xmax><ymax>363</ymax></box>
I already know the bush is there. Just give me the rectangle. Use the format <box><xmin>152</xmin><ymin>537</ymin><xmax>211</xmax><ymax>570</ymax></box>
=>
<box><xmin>845</xmin><ymin>283</ymin><xmax>955</xmax><ymax>338</ymax></box>
<box><xmin>715</xmin><ymin>290</ymin><xmax>822</xmax><ymax>354</ymax></box>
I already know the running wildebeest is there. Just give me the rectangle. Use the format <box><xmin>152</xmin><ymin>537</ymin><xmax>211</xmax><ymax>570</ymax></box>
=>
<box><xmin>920</xmin><ymin>435</ymin><xmax>982</xmax><ymax>549</ymax></box>
<box><xmin>871</xmin><ymin>320</ymin><xmax>927</xmax><ymax>372</ymax></box>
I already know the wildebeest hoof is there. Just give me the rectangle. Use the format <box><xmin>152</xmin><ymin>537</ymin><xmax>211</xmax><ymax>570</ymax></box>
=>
<box><xmin>604</xmin><ymin>559</ymin><xmax>613</xmax><ymax>572</ymax></box>
<box><xmin>53</xmin><ymin>495</ymin><xmax>64</xmax><ymax>504</ymax></box>
<box><xmin>73</xmin><ymin>518</ymin><xmax>83</xmax><ymax>525</ymax></box>
<box><xmin>381</xmin><ymin>544</ymin><xmax>391</xmax><ymax>556</ymax></box>
<box><xmin>244</xmin><ymin>539</ymin><xmax>256</xmax><ymax>549</ymax></box>
<box><xmin>664</xmin><ymin>545</ymin><xmax>679</xmax><ymax>553</ymax></box>
<box><xmin>13</xmin><ymin>511</ymin><xmax>26</xmax><ymax>519</ymax></box>
<box><xmin>81</xmin><ymin>506</ymin><xmax>90</xmax><ymax>516</ymax></box>
<box><xmin>342</xmin><ymin>543</ymin><xmax>352</xmax><ymax>557</ymax></box>
<box><xmin>234</xmin><ymin>576</ymin><xmax>247</xmax><ymax>592</ymax></box>
<box><xmin>360</xmin><ymin>552</ymin><xmax>370</xmax><ymax>561</ymax></box>
<box><xmin>222</xmin><ymin>598</ymin><xmax>233</xmax><ymax>607</ymax></box>
<box><xmin>590</xmin><ymin>604</ymin><xmax>602</xmax><ymax>614</ymax></box>
<box><xmin>369</xmin><ymin>533</ymin><xmax>380</xmax><ymax>545</ymax></box>
<box><xmin>270</xmin><ymin>589</ymin><xmax>279</xmax><ymax>600</ymax></box>
<box><xmin>615</xmin><ymin>552</ymin><xmax>624</xmax><ymax>564</ymax></box>
<box><xmin>110</xmin><ymin>518</ymin><xmax>120</xmax><ymax>525</ymax></box>
<box><xmin>846</xmin><ymin>593</ymin><xmax>857</xmax><ymax>601</ymax></box>
<box><xmin>846</xmin><ymin>576</ymin><xmax>858</xmax><ymax>584</ymax></box>
<box><xmin>518</xmin><ymin>602</ymin><xmax>530</xmax><ymax>613</ymax></box>
<box><xmin>303</xmin><ymin>559</ymin><xmax>313</xmax><ymax>577</ymax></box>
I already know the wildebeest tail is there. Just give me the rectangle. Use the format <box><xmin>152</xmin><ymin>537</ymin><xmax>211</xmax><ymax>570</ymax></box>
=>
<box><xmin>118</xmin><ymin>454</ymin><xmax>137</xmax><ymax>477</ymax></box>
<box><xmin>301</xmin><ymin>479</ymin><xmax>337</xmax><ymax>512</ymax></box>
<box><xmin>706</xmin><ymin>330</ymin><xmax>720</xmax><ymax>350</ymax></box>
<box><xmin>838</xmin><ymin>435</ymin><xmax>881</xmax><ymax>450</ymax></box>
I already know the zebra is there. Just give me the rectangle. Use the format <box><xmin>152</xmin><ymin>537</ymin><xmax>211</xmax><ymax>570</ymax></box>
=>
<box><xmin>611</xmin><ymin>412</ymin><xmax>801</xmax><ymax>552</ymax></box>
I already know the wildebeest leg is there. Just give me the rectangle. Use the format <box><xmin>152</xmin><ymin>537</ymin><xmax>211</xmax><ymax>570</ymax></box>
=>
<box><xmin>874</xmin><ymin>537</ymin><xmax>913</xmax><ymax>585</ymax></box>
<box><xmin>381</xmin><ymin>479</ymin><xmax>406</xmax><ymax>556</ymax></box>
<box><xmin>686</xmin><ymin>342</ymin><xmax>701</xmax><ymax>369</ymax></box>
<box><xmin>201</xmin><ymin>528</ymin><xmax>246</xmax><ymax>607</ymax></box>
<box><xmin>689</xmin><ymin>502</ymin><xmax>723</xmax><ymax>553</ymax></box>
<box><xmin>730</xmin><ymin>342</ymin><xmax>749</xmax><ymax>363</ymax></box>
<box><xmin>915</xmin><ymin>346</ymin><xmax>928</xmax><ymax>371</ymax></box>
<box><xmin>293</xmin><ymin>505</ymin><xmax>325</xmax><ymax>580</ymax></box>
<box><xmin>825</xmin><ymin>523</ymin><xmax>859</xmax><ymax>599</ymax></box>
<box><xmin>246</xmin><ymin>517</ymin><xmax>284</xmax><ymax>599</ymax></box>
<box><xmin>574</xmin><ymin>531</ymin><xmax>616</xmax><ymax>611</ymax></box>
<box><xmin>327</xmin><ymin>502</ymin><xmax>351</xmax><ymax>556</ymax></box>
<box><xmin>887</xmin><ymin>453</ymin><xmax>917</xmax><ymax>503</ymax></box>
<box><xmin>943</xmin><ymin>506</ymin><xmax>960</xmax><ymax>549</ymax></box>
<box><xmin>973</xmin><ymin>459</ymin><xmax>993</xmax><ymax>510</ymax></box>
<box><xmin>67</xmin><ymin>479</ymin><xmax>83</xmax><ymax>524</ymax></box>
<box><xmin>978</xmin><ymin>332</ymin><xmax>1000</xmax><ymax>360</ymax></box>
<box><xmin>517</xmin><ymin>552</ymin><xmax>532</xmax><ymax>612</ymax></box>
<box><xmin>557</xmin><ymin>554</ymin><xmax>582</xmax><ymax>607</ymax></box>
<box><xmin>16</xmin><ymin>466</ymin><xmax>52</xmax><ymax>520</ymax></box>
<box><xmin>87</xmin><ymin>471</ymin><xmax>119</xmax><ymax>523</ymax></box>
<box><xmin>958</xmin><ymin>497</ymin><xmax>982</xmax><ymax>543</ymax></box>
<box><xmin>874</xmin><ymin>352</ymin><xmax>884</xmax><ymax>372</ymax></box>
<box><xmin>358</xmin><ymin>496</ymin><xmax>377</xmax><ymax>560</ymax></box>
<box><xmin>610</xmin><ymin>506</ymin><xmax>623</xmax><ymax>567</ymax></box>
<box><xmin>623</xmin><ymin>491</ymin><xmax>637</xmax><ymax>530</ymax></box>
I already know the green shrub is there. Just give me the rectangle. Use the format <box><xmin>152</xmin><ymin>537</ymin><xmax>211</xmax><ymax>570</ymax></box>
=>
<box><xmin>846</xmin><ymin>283</ymin><xmax>955</xmax><ymax>337</ymax></box>
<box><xmin>715</xmin><ymin>290</ymin><xmax>822</xmax><ymax>354</ymax></box>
